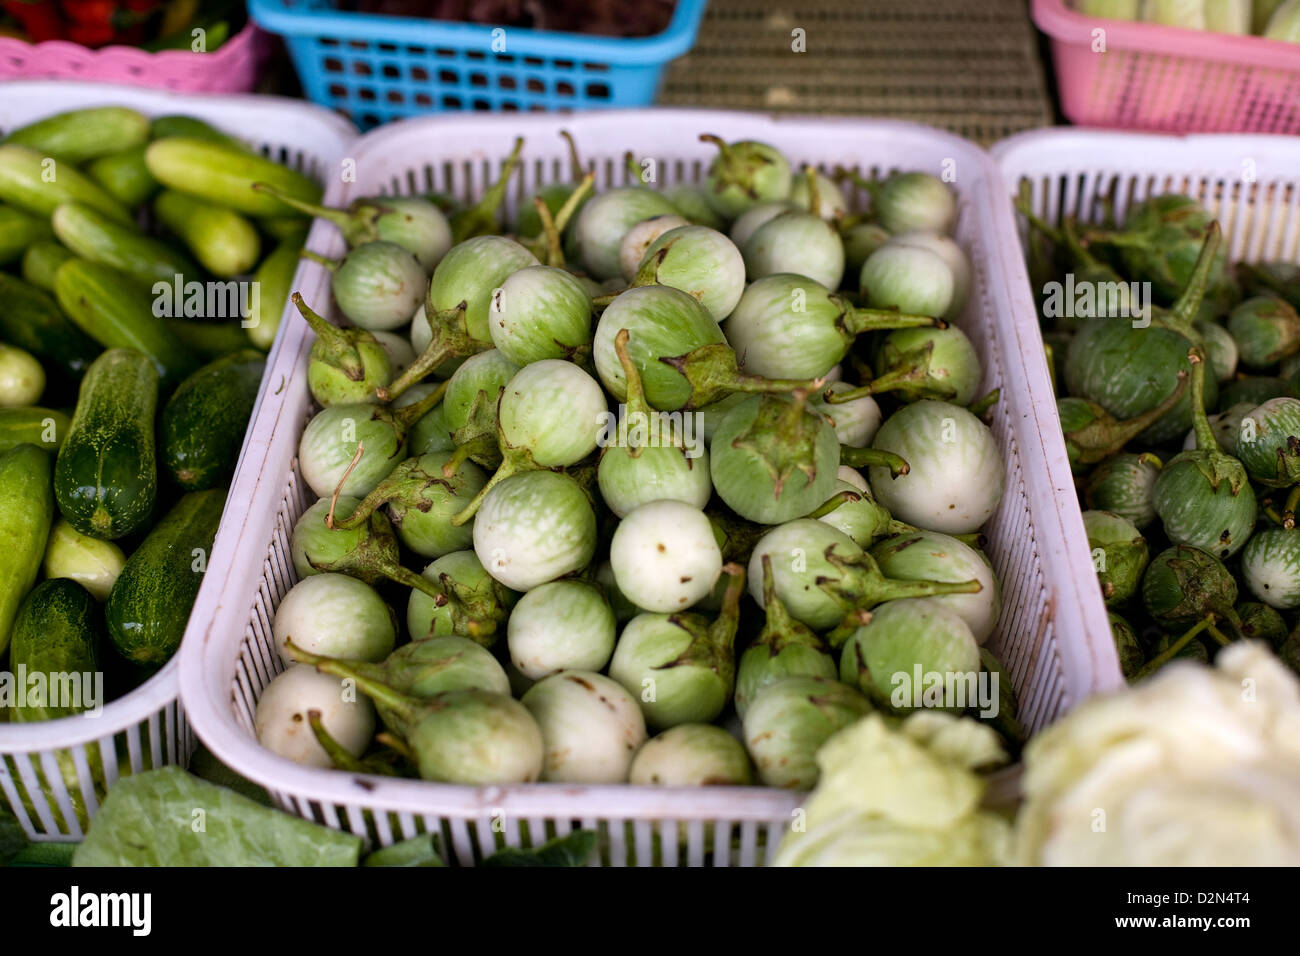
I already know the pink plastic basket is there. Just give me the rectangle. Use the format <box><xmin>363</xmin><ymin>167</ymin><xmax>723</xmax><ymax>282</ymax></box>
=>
<box><xmin>0</xmin><ymin>19</ymin><xmax>273</xmax><ymax>92</ymax></box>
<box><xmin>1034</xmin><ymin>0</ymin><xmax>1300</xmax><ymax>133</ymax></box>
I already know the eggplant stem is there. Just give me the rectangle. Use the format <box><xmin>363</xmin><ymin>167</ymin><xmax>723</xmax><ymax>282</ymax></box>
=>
<box><xmin>326</xmin><ymin>442</ymin><xmax>366</xmax><ymax>529</ymax></box>
<box><xmin>560</xmin><ymin>129</ymin><xmax>584</xmax><ymax>182</ymax></box>
<box><xmin>1137</xmin><ymin>616</ymin><xmax>1213</xmax><ymax>678</ymax></box>
<box><xmin>802</xmin><ymin>164</ymin><xmax>821</xmax><ymax>216</ymax></box>
<box><xmin>1284</xmin><ymin>486</ymin><xmax>1300</xmax><ymax>527</ymax></box>
<box><xmin>378</xmin><ymin>303</ymin><xmax>473</xmax><ymax>403</ymax></box>
<box><xmin>970</xmin><ymin>388</ymin><xmax>1001</xmax><ymax>418</ymax></box>
<box><xmin>807</xmin><ymin>489</ymin><xmax>862</xmax><ymax>519</ymax></box>
<box><xmin>1167</xmin><ymin>222</ymin><xmax>1223</xmax><ymax>330</ymax></box>
<box><xmin>449</xmin><ymin>448</ymin><xmax>526</xmax><ymax>527</ymax></box>
<box><xmin>251</xmin><ymin>182</ymin><xmax>343</xmax><ymax>226</ymax></box>
<box><xmin>375</xmin><ymin>732</ymin><xmax>418</xmax><ymax>763</ymax></box>
<box><xmin>391</xmin><ymin>378</ymin><xmax>450</xmax><ymax>431</ymax></box>
<box><xmin>841</xmin><ymin>446</ymin><xmax>910</xmax><ymax>477</ymax></box>
<box><xmin>286</xmin><ymin>638</ymin><xmax>420</xmax><ymax>723</ymax></box>
<box><xmin>300</xmin><ymin>248</ymin><xmax>339</xmax><ymax>271</ymax></box>
<box><xmin>308</xmin><ymin>710</ymin><xmax>371</xmax><ymax>773</ymax></box>
<box><xmin>843</xmin><ymin>305</ymin><xmax>943</xmax><ymax>337</ymax></box>
<box><xmin>552</xmin><ymin>172</ymin><xmax>595</xmax><ymax>235</ymax></box>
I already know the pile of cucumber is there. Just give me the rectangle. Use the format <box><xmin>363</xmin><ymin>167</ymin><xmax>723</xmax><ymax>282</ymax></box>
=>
<box><xmin>0</xmin><ymin>106</ymin><xmax>320</xmax><ymax>737</ymax></box>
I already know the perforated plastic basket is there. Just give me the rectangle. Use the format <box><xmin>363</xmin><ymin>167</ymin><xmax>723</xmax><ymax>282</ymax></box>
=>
<box><xmin>0</xmin><ymin>20</ymin><xmax>273</xmax><ymax>92</ymax></box>
<box><xmin>178</xmin><ymin>109</ymin><xmax>1118</xmax><ymax>866</ymax></box>
<box><xmin>248</xmin><ymin>0</ymin><xmax>708</xmax><ymax>128</ymax></box>
<box><xmin>993</xmin><ymin>126</ymin><xmax>1300</xmax><ymax>676</ymax></box>
<box><xmin>1033</xmin><ymin>0</ymin><xmax>1300</xmax><ymax>133</ymax></box>
<box><xmin>0</xmin><ymin>81</ymin><xmax>355</xmax><ymax>842</ymax></box>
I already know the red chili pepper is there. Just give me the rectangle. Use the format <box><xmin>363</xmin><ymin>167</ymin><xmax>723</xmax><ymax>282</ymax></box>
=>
<box><xmin>2</xmin><ymin>1</ymin><xmax>64</xmax><ymax>42</ymax></box>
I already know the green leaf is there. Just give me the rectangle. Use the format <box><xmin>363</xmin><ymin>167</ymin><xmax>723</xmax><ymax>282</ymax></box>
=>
<box><xmin>481</xmin><ymin>830</ymin><xmax>597</xmax><ymax>867</ymax></box>
<box><xmin>362</xmin><ymin>833</ymin><xmax>445</xmax><ymax>868</ymax></box>
<box><xmin>70</xmin><ymin>767</ymin><xmax>362</xmax><ymax>867</ymax></box>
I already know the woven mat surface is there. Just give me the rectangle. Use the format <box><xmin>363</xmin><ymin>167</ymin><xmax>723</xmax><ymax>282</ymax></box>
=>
<box><xmin>660</xmin><ymin>0</ymin><xmax>1054</xmax><ymax>145</ymax></box>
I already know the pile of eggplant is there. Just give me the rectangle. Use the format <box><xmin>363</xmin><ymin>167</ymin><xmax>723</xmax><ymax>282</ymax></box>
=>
<box><xmin>1021</xmin><ymin>189</ymin><xmax>1300</xmax><ymax>680</ymax></box>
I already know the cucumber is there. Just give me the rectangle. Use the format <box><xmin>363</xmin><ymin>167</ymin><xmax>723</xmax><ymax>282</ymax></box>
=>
<box><xmin>0</xmin><ymin>144</ymin><xmax>131</xmax><ymax>223</ymax></box>
<box><xmin>0</xmin><ymin>343</ymin><xmax>44</xmax><ymax>406</ymax></box>
<box><xmin>5</xmin><ymin>107</ymin><xmax>149</xmax><ymax>165</ymax></box>
<box><xmin>54</xmin><ymin>348</ymin><xmax>158</xmax><ymax>540</ymax></box>
<box><xmin>150</xmin><ymin>115</ymin><xmax>247</xmax><ymax>150</ymax></box>
<box><xmin>53</xmin><ymin>259</ymin><xmax>198</xmax><ymax>390</ymax></box>
<box><xmin>154</xmin><ymin>189</ymin><xmax>261</xmax><ymax>278</ymax></box>
<box><xmin>0</xmin><ymin>443</ymin><xmax>55</xmax><ymax>655</ymax></box>
<box><xmin>246</xmin><ymin>233</ymin><xmax>305</xmax><ymax>350</ymax></box>
<box><xmin>85</xmin><ymin>145</ymin><xmax>159</xmax><ymax>209</ymax></box>
<box><xmin>166</xmin><ymin>318</ymin><xmax>255</xmax><ymax>360</ymax></box>
<box><xmin>0</xmin><ymin>272</ymin><xmax>101</xmax><ymax>380</ymax></box>
<box><xmin>257</xmin><ymin>216</ymin><xmax>311</xmax><ymax>243</ymax></box>
<box><xmin>9</xmin><ymin>578</ymin><xmax>100</xmax><ymax>721</ymax></box>
<box><xmin>161</xmin><ymin>349</ymin><xmax>265</xmax><ymax>489</ymax></box>
<box><xmin>0</xmin><ymin>205</ymin><xmax>54</xmax><ymax>265</ymax></box>
<box><xmin>21</xmin><ymin>239</ymin><xmax>74</xmax><ymax>292</ymax></box>
<box><xmin>105</xmin><ymin>488</ymin><xmax>226</xmax><ymax>665</ymax></box>
<box><xmin>0</xmin><ymin>407</ymin><xmax>70</xmax><ymax>453</ymax></box>
<box><xmin>42</xmin><ymin>518</ymin><xmax>126</xmax><ymax>601</ymax></box>
<box><xmin>144</xmin><ymin>137</ymin><xmax>322</xmax><ymax>218</ymax></box>
<box><xmin>52</xmin><ymin>201</ymin><xmax>201</xmax><ymax>287</ymax></box>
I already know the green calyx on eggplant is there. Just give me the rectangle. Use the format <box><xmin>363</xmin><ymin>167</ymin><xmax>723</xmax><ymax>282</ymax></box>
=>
<box><xmin>1084</xmin><ymin>193</ymin><xmax>1230</xmax><ymax>305</ymax></box>
<box><xmin>733</xmin><ymin>554</ymin><xmax>836</xmax><ymax>719</ymax></box>
<box><xmin>594</xmin><ymin>284</ymin><xmax>824</xmax><ymax>411</ymax></box>
<box><xmin>1057</xmin><ymin>370</ymin><xmax>1188</xmax><ymax>473</ymax></box>
<box><xmin>1234</xmin><ymin>396</ymin><xmax>1300</xmax><ymax>488</ymax></box>
<box><xmin>699</xmin><ymin>134</ymin><xmax>793</xmax><ymax>220</ymax></box>
<box><xmin>294</xmin><ymin>292</ymin><xmax>393</xmax><ymax>407</ymax></box>
<box><xmin>724</xmin><ymin>273</ymin><xmax>943</xmax><ymax>381</ymax></box>
<box><xmin>1083</xmin><ymin>509</ymin><xmax>1149</xmax><ymax>607</ymax></box>
<box><xmin>290</xmin><ymin>496</ymin><xmax>452</xmax><ymax>605</ymax></box>
<box><xmin>327</xmin><ymin>451</ymin><xmax>486</xmax><ymax>559</ymax></box>
<box><xmin>829</xmin><ymin>325</ymin><xmax>980</xmax><ymax>406</ymax></box>
<box><xmin>1063</xmin><ymin>222</ymin><xmax>1223</xmax><ymax>445</ymax></box>
<box><xmin>596</xmin><ymin>329</ymin><xmax>712</xmax><ymax>518</ymax></box>
<box><xmin>298</xmin><ymin>382</ymin><xmax>447</xmax><ymax>499</ymax></box>
<box><xmin>378</xmin><ymin>300</ymin><xmax>485</xmax><ymax>403</ymax></box>
<box><xmin>1236</xmin><ymin>601</ymin><xmax>1288</xmax><ymax>648</ymax></box>
<box><xmin>408</xmin><ymin>551</ymin><xmax>516</xmax><ymax>645</ymax></box>
<box><xmin>252</xmin><ymin>183</ymin><xmax>451</xmax><ymax>272</ymax></box>
<box><xmin>1084</xmin><ymin>452</ymin><xmax>1163</xmax><ymax>529</ymax></box>
<box><xmin>1109</xmin><ymin>612</ymin><xmax>1145</xmax><ymax>683</ymax></box>
<box><xmin>1227</xmin><ymin>295</ymin><xmax>1300</xmax><ymax>369</ymax></box>
<box><xmin>1152</xmin><ymin>350</ymin><xmax>1257</xmax><ymax>559</ymax></box>
<box><xmin>1140</xmin><ymin>544</ymin><xmax>1242</xmax><ymax>638</ymax></box>
<box><xmin>709</xmin><ymin>389</ymin><xmax>841</xmax><ymax>525</ymax></box>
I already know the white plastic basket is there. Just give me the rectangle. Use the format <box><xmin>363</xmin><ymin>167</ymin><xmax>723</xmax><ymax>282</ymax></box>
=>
<box><xmin>0</xmin><ymin>80</ymin><xmax>355</xmax><ymax>841</ymax></box>
<box><xmin>993</xmin><ymin>127</ymin><xmax>1300</xmax><ymax>687</ymax></box>
<box><xmin>179</xmin><ymin>110</ymin><xmax>1117</xmax><ymax>866</ymax></box>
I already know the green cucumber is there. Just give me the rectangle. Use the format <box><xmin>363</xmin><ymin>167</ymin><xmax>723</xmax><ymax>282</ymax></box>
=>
<box><xmin>0</xmin><ymin>272</ymin><xmax>101</xmax><ymax>380</ymax></box>
<box><xmin>9</xmin><ymin>578</ymin><xmax>100</xmax><ymax>721</ymax></box>
<box><xmin>0</xmin><ymin>205</ymin><xmax>54</xmax><ymax>265</ymax></box>
<box><xmin>161</xmin><ymin>349</ymin><xmax>265</xmax><ymax>489</ymax></box>
<box><xmin>246</xmin><ymin>233</ymin><xmax>305</xmax><ymax>350</ymax></box>
<box><xmin>0</xmin><ymin>144</ymin><xmax>131</xmax><ymax>223</ymax></box>
<box><xmin>150</xmin><ymin>115</ymin><xmax>247</xmax><ymax>150</ymax></box>
<box><xmin>0</xmin><ymin>407</ymin><xmax>70</xmax><ymax>453</ymax></box>
<box><xmin>85</xmin><ymin>146</ymin><xmax>159</xmax><ymax>209</ymax></box>
<box><xmin>21</xmin><ymin>239</ymin><xmax>74</xmax><ymax>292</ymax></box>
<box><xmin>105</xmin><ymin>488</ymin><xmax>226</xmax><ymax>665</ymax></box>
<box><xmin>42</xmin><ymin>518</ymin><xmax>126</xmax><ymax>602</ymax></box>
<box><xmin>54</xmin><ymin>348</ymin><xmax>158</xmax><ymax>540</ymax></box>
<box><xmin>6</xmin><ymin>107</ymin><xmax>149</xmax><ymax>165</ymax></box>
<box><xmin>144</xmin><ymin>137</ymin><xmax>322</xmax><ymax>218</ymax></box>
<box><xmin>53</xmin><ymin>259</ymin><xmax>198</xmax><ymax>390</ymax></box>
<box><xmin>257</xmin><ymin>216</ymin><xmax>311</xmax><ymax>243</ymax></box>
<box><xmin>154</xmin><ymin>189</ymin><xmax>260</xmax><ymax>278</ymax></box>
<box><xmin>53</xmin><ymin>202</ymin><xmax>201</xmax><ymax>287</ymax></box>
<box><xmin>0</xmin><ymin>443</ymin><xmax>55</xmax><ymax>655</ymax></box>
<box><xmin>165</xmin><ymin>319</ymin><xmax>255</xmax><ymax>360</ymax></box>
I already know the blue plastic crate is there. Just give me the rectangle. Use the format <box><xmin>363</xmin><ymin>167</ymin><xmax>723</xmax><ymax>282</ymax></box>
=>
<box><xmin>249</xmin><ymin>0</ymin><xmax>707</xmax><ymax>127</ymax></box>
